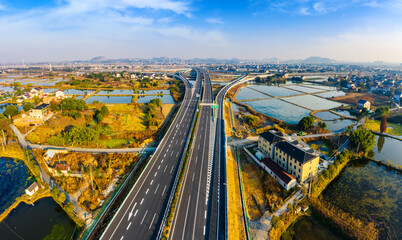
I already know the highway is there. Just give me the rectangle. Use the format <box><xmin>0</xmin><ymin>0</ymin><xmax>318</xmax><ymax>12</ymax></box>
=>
<box><xmin>169</xmin><ymin>68</ymin><xmax>214</xmax><ymax>239</ymax></box>
<box><xmin>99</xmin><ymin>70</ymin><xmax>202</xmax><ymax>240</ymax></box>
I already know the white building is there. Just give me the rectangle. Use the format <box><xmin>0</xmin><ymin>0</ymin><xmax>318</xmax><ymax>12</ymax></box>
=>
<box><xmin>25</xmin><ymin>182</ymin><xmax>39</xmax><ymax>196</ymax></box>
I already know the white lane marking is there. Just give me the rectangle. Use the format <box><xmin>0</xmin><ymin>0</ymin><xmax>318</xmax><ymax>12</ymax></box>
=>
<box><xmin>140</xmin><ymin>198</ymin><xmax>144</xmax><ymax>205</ymax></box>
<box><xmin>182</xmin><ymin>195</ymin><xmax>192</xmax><ymax>240</ymax></box>
<box><xmin>154</xmin><ymin>172</ymin><xmax>157</xmax><ymax>177</ymax></box>
<box><xmin>126</xmin><ymin>222</ymin><xmax>132</xmax><ymax>230</ymax></box>
<box><xmin>195</xmin><ymin>156</ymin><xmax>198</xmax><ymax>163</ymax></box>
<box><xmin>141</xmin><ymin>210</ymin><xmax>148</xmax><ymax>225</ymax></box>
<box><xmin>170</xmin><ymin>166</ymin><xmax>174</xmax><ymax>174</ymax></box>
<box><xmin>171</xmin><ymin>151</ymin><xmax>174</xmax><ymax>157</ymax></box>
<box><xmin>162</xmin><ymin>185</ymin><xmax>167</xmax><ymax>196</ymax></box>
<box><xmin>149</xmin><ymin>213</ymin><xmax>157</xmax><ymax>229</ymax></box>
<box><xmin>158</xmin><ymin>165</ymin><xmax>160</xmax><ymax>170</ymax></box>
<box><xmin>134</xmin><ymin>209</ymin><xmax>138</xmax><ymax>217</ymax></box>
<box><xmin>161</xmin><ymin>159</ymin><xmax>164</xmax><ymax>163</ymax></box>
<box><xmin>120</xmin><ymin>236</ymin><xmax>124</xmax><ymax>240</ymax></box>
<box><xmin>192</xmin><ymin>172</ymin><xmax>195</xmax><ymax>182</ymax></box>
<box><xmin>128</xmin><ymin>202</ymin><xmax>137</xmax><ymax>220</ymax></box>
<box><xmin>164</xmin><ymin>165</ymin><xmax>168</xmax><ymax>172</ymax></box>
<box><xmin>205</xmin><ymin>210</ymin><xmax>207</xmax><ymax>219</ymax></box>
<box><xmin>204</xmin><ymin>226</ymin><xmax>206</xmax><ymax>235</ymax></box>
<box><xmin>176</xmin><ymin>152</ymin><xmax>180</xmax><ymax>158</ymax></box>
<box><xmin>155</xmin><ymin>184</ymin><xmax>160</xmax><ymax>194</ymax></box>
<box><xmin>146</xmin><ymin>188</ymin><xmax>149</xmax><ymax>194</ymax></box>
<box><xmin>164</xmin><ymin>154</ymin><xmax>166</xmax><ymax>158</ymax></box>
<box><xmin>150</xmin><ymin>180</ymin><xmax>153</xmax><ymax>185</ymax></box>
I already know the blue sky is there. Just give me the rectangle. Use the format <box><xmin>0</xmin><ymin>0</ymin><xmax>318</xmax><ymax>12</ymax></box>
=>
<box><xmin>0</xmin><ymin>0</ymin><xmax>401</xmax><ymax>63</ymax></box>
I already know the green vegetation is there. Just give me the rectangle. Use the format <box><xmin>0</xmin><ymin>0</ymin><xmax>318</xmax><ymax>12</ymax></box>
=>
<box><xmin>95</xmin><ymin>105</ymin><xmax>109</xmax><ymax>123</ymax></box>
<box><xmin>317</xmin><ymin>121</ymin><xmax>327</xmax><ymax>129</ymax></box>
<box><xmin>243</xmin><ymin>114</ymin><xmax>260</xmax><ymax>128</ymax></box>
<box><xmin>366</xmin><ymin>119</ymin><xmax>402</xmax><ymax>136</ymax></box>
<box><xmin>47</xmin><ymin>126</ymin><xmax>100</xmax><ymax>146</ymax></box>
<box><xmin>254</xmin><ymin>74</ymin><xmax>287</xmax><ymax>84</ymax></box>
<box><xmin>374</xmin><ymin>105</ymin><xmax>390</xmax><ymax>117</ymax></box>
<box><xmin>23</xmin><ymin>102</ymin><xmax>35</xmax><ymax>111</ymax></box>
<box><xmin>3</xmin><ymin>105</ymin><xmax>19</xmax><ymax>118</ymax></box>
<box><xmin>62</xmin><ymin>110</ymin><xmax>82</xmax><ymax>120</ymax></box>
<box><xmin>298</xmin><ymin>116</ymin><xmax>315</xmax><ymax>130</ymax></box>
<box><xmin>169</xmin><ymin>79</ymin><xmax>185</xmax><ymax>102</ymax></box>
<box><xmin>348</xmin><ymin>127</ymin><xmax>375</xmax><ymax>154</ymax></box>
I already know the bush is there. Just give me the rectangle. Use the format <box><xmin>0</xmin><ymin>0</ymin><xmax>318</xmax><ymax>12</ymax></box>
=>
<box><xmin>4</xmin><ymin>105</ymin><xmax>19</xmax><ymax>117</ymax></box>
<box><xmin>62</xmin><ymin>110</ymin><xmax>82</xmax><ymax>120</ymax></box>
<box><xmin>244</xmin><ymin>114</ymin><xmax>260</xmax><ymax>128</ymax></box>
<box><xmin>349</xmin><ymin>128</ymin><xmax>375</xmax><ymax>154</ymax></box>
<box><xmin>298</xmin><ymin>116</ymin><xmax>314</xmax><ymax>130</ymax></box>
<box><xmin>23</xmin><ymin>102</ymin><xmax>35</xmax><ymax>111</ymax></box>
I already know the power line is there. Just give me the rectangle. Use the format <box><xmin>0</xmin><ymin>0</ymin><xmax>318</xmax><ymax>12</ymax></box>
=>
<box><xmin>1</xmin><ymin>221</ymin><xmax>25</xmax><ymax>240</ymax></box>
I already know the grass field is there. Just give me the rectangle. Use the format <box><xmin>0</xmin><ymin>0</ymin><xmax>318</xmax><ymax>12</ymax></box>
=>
<box><xmin>366</xmin><ymin>119</ymin><xmax>402</xmax><ymax>136</ymax></box>
<box><xmin>227</xmin><ymin>147</ymin><xmax>246</xmax><ymax>239</ymax></box>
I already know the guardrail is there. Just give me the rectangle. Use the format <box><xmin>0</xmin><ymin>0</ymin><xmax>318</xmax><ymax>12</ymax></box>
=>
<box><xmin>235</xmin><ymin>146</ymin><xmax>252</xmax><ymax>240</ymax></box>
<box><xmin>85</xmin><ymin>73</ymin><xmax>192</xmax><ymax>240</ymax></box>
<box><xmin>157</xmin><ymin>70</ymin><xmax>202</xmax><ymax>240</ymax></box>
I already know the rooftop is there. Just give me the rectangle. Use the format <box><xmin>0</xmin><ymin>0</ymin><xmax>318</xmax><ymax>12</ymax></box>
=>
<box><xmin>275</xmin><ymin>141</ymin><xmax>317</xmax><ymax>164</ymax></box>
<box><xmin>260</xmin><ymin>130</ymin><xmax>286</xmax><ymax>144</ymax></box>
<box><xmin>260</xmin><ymin>158</ymin><xmax>295</xmax><ymax>184</ymax></box>
<box><xmin>33</xmin><ymin>103</ymin><xmax>49</xmax><ymax>110</ymax></box>
<box><xmin>26</xmin><ymin>182</ymin><xmax>38</xmax><ymax>192</ymax></box>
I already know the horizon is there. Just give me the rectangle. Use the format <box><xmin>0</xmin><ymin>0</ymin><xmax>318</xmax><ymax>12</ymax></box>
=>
<box><xmin>0</xmin><ymin>0</ymin><xmax>401</xmax><ymax>63</ymax></box>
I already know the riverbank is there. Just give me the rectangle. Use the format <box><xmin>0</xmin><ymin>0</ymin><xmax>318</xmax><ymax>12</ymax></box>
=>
<box><xmin>0</xmin><ymin>187</ymin><xmax>51</xmax><ymax>222</ymax></box>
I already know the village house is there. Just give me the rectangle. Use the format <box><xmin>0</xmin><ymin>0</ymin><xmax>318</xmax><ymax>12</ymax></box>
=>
<box><xmin>258</xmin><ymin>130</ymin><xmax>319</xmax><ymax>182</ymax></box>
<box><xmin>29</xmin><ymin>103</ymin><xmax>50</xmax><ymax>119</ymax></box>
<box><xmin>54</xmin><ymin>161</ymin><xmax>70</xmax><ymax>174</ymax></box>
<box><xmin>55</xmin><ymin>89</ymin><xmax>65</xmax><ymax>99</ymax></box>
<box><xmin>25</xmin><ymin>182</ymin><xmax>39</xmax><ymax>196</ymax></box>
<box><xmin>394</xmin><ymin>91</ymin><xmax>402</xmax><ymax>103</ymax></box>
<box><xmin>357</xmin><ymin>99</ymin><xmax>371</xmax><ymax>110</ymax></box>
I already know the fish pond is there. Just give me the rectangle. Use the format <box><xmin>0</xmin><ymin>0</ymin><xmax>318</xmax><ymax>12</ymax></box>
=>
<box><xmin>244</xmin><ymin>99</ymin><xmax>311</xmax><ymax>124</ymax></box>
<box><xmin>322</xmin><ymin>119</ymin><xmax>356</xmax><ymax>132</ymax></box>
<box><xmin>284</xmin><ymin>85</ymin><xmax>324</xmax><ymax>94</ymax></box>
<box><xmin>235</xmin><ymin>87</ymin><xmax>270</xmax><ymax>101</ymax></box>
<box><xmin>0</xmin><ymin>197</ymin><xmax>77</xmax><ymax>240</ymax></box>
<box><xmin>315</xmin><ymin>91</ymin><xmax>346</xmax><ymax>98</ymax></box>
<box><xmin>0</xmin><ymin>158</ymin><xmax>33</xmax><ymax>214</ymax></box>
<box><xmin>322</xmin><ymin>159</ymin><xmax>401</xmax><ymax>239</ymax></box>
<box><xmin>136</xmin><ymin>94</ymin><xmax>175</xmax><ymax>104</ymax></box>
<box><xmin>369</xmin><ymin>135</ymin><xmax>402</xmax><ymax>166</ymax></box>
<box><xmin>284</xmin><ymin>95</ymin><xmax>343</xmax><ymax>110</ymax></box>
<box><xmin>63</xmin><ymin>89</ymin><xmax>94</xmax><ymax>95</ymax></box>
<box><xmin>248</xmin><ymin>85</ymin><xmax>301</xmax><ymax>97</ymax></box>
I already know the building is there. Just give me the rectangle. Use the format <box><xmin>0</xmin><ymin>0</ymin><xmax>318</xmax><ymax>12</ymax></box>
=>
<box><xmin>357</xmin><ymin>99</ymin><xmax>371</xmax><ymax>110</ymax></box>
<box><xmin>55</xmin><ymin>89</ymin><xmax>65</xmax><ymax>99</ymax></box>
<box><xmin>54</xmin><ymin>161</ymin><xmax>70</xmax><ymax>173</ymax></box>
<box><xmin>394</xmin><ymin>91</ymin><xmax>402</xmax><ymax>103</ymax></box>
<box><xmin>273</xmin><ymin>141</ymin><xmax>319</xmax><ymax>182</ymax></box>
<box><xmin>29</xmin><ymin>103</ymin><xmax>50</xmax><ymax>119</ymax></box>
<box><xmin>258</xmin><ymin>130</ymin><xmax>319</xmax><ymax>182</ymax></box>
<box><xmin>25</xmin><ymin>182</ymin><xmax>39</xmax><ymax>196</ymax></box>
<box><xmin>258</xmin><ymin>130</ymin><xmax>286</xmax><ymax>158</ymax></box>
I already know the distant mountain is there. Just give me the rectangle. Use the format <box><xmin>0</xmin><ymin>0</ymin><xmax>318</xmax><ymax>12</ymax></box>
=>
<box><xmin>301</xmin><ymin>56</ymin><xmax>336</xmax><ymax>64</ymax></box>
<box><xmin>91</xmin><ymin>56</ymin><xmax>107</xmax><ymax>63</ymax></box>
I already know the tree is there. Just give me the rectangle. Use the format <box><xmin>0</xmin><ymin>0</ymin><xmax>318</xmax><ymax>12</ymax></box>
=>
<box><xmin>380</xmin><ymin>116</ymin><xmax>387</xmax><ymax>133</ymax></box>
<box><xmin>51</xmin><ymin>187</ymin><xmax>60</xmax><ymax>198</ymax></box>
<box><xmin>318</xmin><ymin>121</ymin><xmax>327</xmax><ymax>129</ymax></box>
<box><xmin>298</xmin><ymin>116</ymin><xmax>314</xmax><ymax>130</ymax></box>
<box><xmin>375</xmin><ymin>106</ymin><xmax>390</xmax><ymax>117</ymax></box>
<box><xmin>0</xmin><ymin>114</ymin><xmax>6</xmax><ymax>119</ymax></box>
<box><xmin>286</xmin><ymin>203</ymin><xmax>294</xmax><ymax>213</ymax></box>
<box><xmin>23</xmin><ymin>102</ymin><xmax>35</xmax><ymax>111</ymax></box>
<box><xmin>349</xmin><ymin>127</ymin><xmax>375</xmax><ymax>154</ymax></box>
<box><xmin>244</xmin><ymin>114</ymin><xmax>260</xmax><ymax>128</ymax></box>
<box><xmin>58</xmin><ymin>192</ymin><xmax>66</xmax><ymax>203</ymax></box>
<box><xmin>271</xmin><ymin>215</ymin><xmax>280</xmax><ymax>228</ymax></box>
<box><xmin>66</xmin><ymin>201</ymin><xmax>74</xmax><ymax>212</ymax></box>
<box><xmin>3</xmin><ymin>105</ymin><xmax>19</xmax><ymax>118</ymax></box>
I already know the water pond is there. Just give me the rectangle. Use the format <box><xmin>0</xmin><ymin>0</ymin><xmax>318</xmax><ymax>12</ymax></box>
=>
<box><xmin>323</xmin><ymin>159</ymin><xmax>402</xmax><ymax>239</ymax></box>
<box><xmin>236</xmin><ymin>87</ymin><xmax>270</xmax><ymax>101</ymax></box>
<box><xmin>314</xmin><ymin>111</ymin><xmax>339</xmax><ymax>120</ymax></box>
<box><xmin>0</xmin><ymin>103</ymin><xmax>22</xmax><ymax>114</ymax></box>
<box><xmin>334</xmin><ymin>109</ymin><xmax>353</xmax><ymax>118</ymax></box>
<box><xmin>369</xmin><ymin>135</ymin><xmax>402</xmax><ymax>166</ymax></box>
<box><xmin>284</xmin><ymin>95</ymin><xmax>343</xmax><ymax>110</ymax></box>
<box><xmin>315</xmin><ymin>91</ymin><xmax>346</xmax><ymax>98</ymax></box>
<box><xmin>322</xmin><ymin>119</ymin><xmax>356</xmax><ymax>132</ymax></box>
<box><xmin>0</xmin><ymin>197</ymin><xmax>77</xmax><ymax>240</ymax></box>
<box><xmin>42</xmin><ymin>88</ymin><xmax>58</xmax><ymax>93</ymax></box>
<box><xmin>284</xmin><ymin>85</ymin><xmax>324</xmax><ymax>94</ymax></box>
<box><xmin>96</xmin><ymin>89</ymin><xmax>134</xmax><ymax>95</ymax></box>
<box><xmin>63</xmin><ymin>89</ymin><xmax>94</xmax><ymax>95</ymax></box>
<box><xmin>135</xmin><ymin>90</ymin><xmax>170</xmax><ymax>95</ymax></box>
<box><xmin>0</xmin><ymin>86</ymin><xmax>15</xmax><ymax>92</ymax></box>
<box><xmin>244</xmin><ymin>98</ymin><xmax>311</xmax><ymax>124</ymax></box>
<box><xmin>136</xmin><ymin>94</ymin><xmax>175</xmax><ymax>104</ymax></box>
<box><xmin>248</xmin><ymin>85</ymin><xmax>301</xmax><ymax>97</ymax></box>
<box><xmin>0</xmin><ymin>158</ymin><xmax>33</xmax><ymax>214</ymax></box>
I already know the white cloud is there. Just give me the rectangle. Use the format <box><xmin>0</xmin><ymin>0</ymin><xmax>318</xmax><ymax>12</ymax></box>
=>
<box><xmin>0</xmin><ymin>3</ymin><xmax>6</xmax><ymax>11</ymax></box>
<box><xmin>56</xmin><ymin>0</ymin><xmax>190</xmax><ymax>15</ymax></box>
<box><xmin>300</xmin><ymin>7</ymin><xmax>310</xmax><ymax>15</ymax></box>
<box><xmin>205</xmin><ymin>17</ymin><xmax>224</xmax><ymax>24</ymax></box>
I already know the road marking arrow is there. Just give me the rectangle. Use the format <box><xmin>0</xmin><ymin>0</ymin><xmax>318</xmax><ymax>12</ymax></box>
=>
<box><xmin>128</xmin><ymin>202</ymin><xmax>137</xmax><ymax>220</ymax></box>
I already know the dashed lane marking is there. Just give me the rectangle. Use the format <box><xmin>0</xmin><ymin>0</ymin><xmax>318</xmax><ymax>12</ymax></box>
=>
<box><xmin>126</xmin><ymin>222</ymin><xmax>132</xmax><ymax>230</ymax></box>
<box><xmin>141</xmin><ymin>210</ymin><xmax>148</xmax><ymax>225</ymax></box>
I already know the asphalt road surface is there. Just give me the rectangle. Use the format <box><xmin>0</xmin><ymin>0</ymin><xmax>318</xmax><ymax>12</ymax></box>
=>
<box><xmin>100</xmin><ymin>70</ymin><xmax>202</xmax><ymax>240</ymax></box>
<box><xmin>169</xmin><ymin>68</ymin><xmax>214</xmax><ymax>240</ymax></box>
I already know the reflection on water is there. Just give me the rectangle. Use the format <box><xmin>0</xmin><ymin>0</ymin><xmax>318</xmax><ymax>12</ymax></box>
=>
<box><xmin>284</xmin><ymin>95</ymin><xmax>343</xmax><ymax>110</ymax></box>
<box><xmin>236</xmin><ymin>87</ymin><xmax>270</xmax><ymax>101</ymax></box>
<box><xmin>323</xmin><ymin>119</ymin><xmax>356</xmax><ymax>132</ymax></box>
<box><xmin>0</xmin><ymin>197</ymin><xmax>76</xmax><ymax>240</ymax></box>
<box><xmin>248</xmin><ymin>85</ymin><xmax>301</xmax><ymax>97</ymax></box>
<box><xmin>323</xmin><ymin>160</ymin><xmax>402</xmax><ymax>239</ymax></box>
<box><xmin>369</xmin><ymin>135</ymin><xmax>402</xmax><ymax>166</ymax></box>
<box><xmin>245</xmin><ymin>98</ymin><xmax>310</xmax><ymax>124</ymax></box>
<box><xmin>0</xmin><ymin>158</ymin><xmax>33</xmax><ymax>214</ymax></box>
<box><xmin>314</xmin><ymin>111</ymin><xmax>339</xmax><ymax>120</ymax></box>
